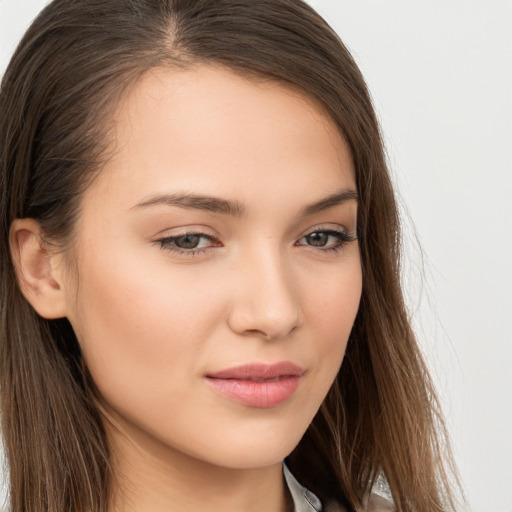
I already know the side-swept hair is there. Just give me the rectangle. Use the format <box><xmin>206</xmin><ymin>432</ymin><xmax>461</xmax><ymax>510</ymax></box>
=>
<box><xmin>0</xmin><ymin>1</ymin><xmax>458</xmax><ymax>510</ymax></box>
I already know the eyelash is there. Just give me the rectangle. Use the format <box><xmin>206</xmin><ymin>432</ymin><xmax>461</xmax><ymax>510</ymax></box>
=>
<box><xmin>154</xmin><ymin>228</ymin><xmax>357</xmax><ymax>257</ymax></box>
<box><xmin>154</xmin><ymin>232</ymin><xmax>219</xmax><ymax>257</ymax></box>
<box><xmin>296</xmin><ymin>229</ymin><xmax>357</xmax><ymax>253</ymax></box>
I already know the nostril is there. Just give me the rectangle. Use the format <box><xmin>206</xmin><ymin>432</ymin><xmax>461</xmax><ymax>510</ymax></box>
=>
<box><xmin>225</xmin><ymin>262</ymin><xmax>302</xmax><ymax>339</ymax></box>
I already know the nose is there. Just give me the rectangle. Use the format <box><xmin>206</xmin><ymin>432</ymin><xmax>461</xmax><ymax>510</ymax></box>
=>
<box><xmin>227</xmin><ymin>247</ymin><xmax>302</xmax><ymax>340</ymax></box>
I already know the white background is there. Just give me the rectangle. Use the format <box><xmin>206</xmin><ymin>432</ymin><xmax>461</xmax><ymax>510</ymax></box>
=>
<box><xmin>1</xmin><ymin>1</ymin><xmax>511</xmax><ymax>511</ymax></box>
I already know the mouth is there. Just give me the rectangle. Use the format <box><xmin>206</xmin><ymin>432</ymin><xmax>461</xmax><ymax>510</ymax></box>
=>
<box><xmin>205</xmin><ymin>362</ymin><xmax>304</xmax><ymax>408</ymax></box>
<box><xmin>234</xmin><ymin>376</ymin><xmax>287</xmax><ymax>382</ymax></box>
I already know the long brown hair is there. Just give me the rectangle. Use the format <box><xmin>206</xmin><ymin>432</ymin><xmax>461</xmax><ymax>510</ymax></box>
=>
<box><xmin>0</xmin><ymin>1</ymin><xmax>459</xmax><ymax>511</ymax></box>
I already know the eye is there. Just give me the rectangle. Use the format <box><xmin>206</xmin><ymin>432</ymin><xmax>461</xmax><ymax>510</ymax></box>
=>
<box><xmin>296</xmin><ymin>228</ymin><xmax>356</xmax><ymax>252</ymax></box>
<box><xmin>154</xmin><ymin>232</ymin><xmax>220</xmax><ymax>256</ymax></box>
<box><xmin>170</xmin><ymin>234</ymin><xmax>208</xmax><ymax>249</ymax></box>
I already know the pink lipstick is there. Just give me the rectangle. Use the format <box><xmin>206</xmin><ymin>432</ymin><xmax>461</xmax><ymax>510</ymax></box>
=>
<box><xmin>205</xmin><ymin>362</ymin><xmax>304</xmax><ymax>408</ymax></box>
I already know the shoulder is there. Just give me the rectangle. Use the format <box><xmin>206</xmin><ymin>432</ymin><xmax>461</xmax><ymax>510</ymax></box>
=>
<box><xmin>365</xmin><ymin>493</ymin><xmax>395</xmax><ymax>511</ymax></box>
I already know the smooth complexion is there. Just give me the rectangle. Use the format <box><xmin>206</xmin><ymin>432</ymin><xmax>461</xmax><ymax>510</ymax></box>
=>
<box><xmin>13</xmin><ymin>65</ymin><xmax>362</xmax><ymax>512</ymax></box>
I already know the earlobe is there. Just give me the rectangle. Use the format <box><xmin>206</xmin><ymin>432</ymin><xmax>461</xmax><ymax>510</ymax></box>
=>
<box><xmin>9</xmin><ymin>219</ymin><xmax>68</xmax><ymax>319</ymax></box>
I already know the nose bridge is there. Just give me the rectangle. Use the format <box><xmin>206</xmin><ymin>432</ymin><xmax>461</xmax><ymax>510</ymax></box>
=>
<box><xmin>228</xmin><ymin>242</ymin><xmax>301</xmax><ymax>340</ymax></box>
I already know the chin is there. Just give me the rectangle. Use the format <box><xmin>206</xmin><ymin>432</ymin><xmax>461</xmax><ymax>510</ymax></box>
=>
<box><xmin>184</xmin><ymin>419</ymin><xmax>308</xmax><ymax>470</ymax></box>
<box><xmin>203</xmin><ymin>442</ymin><xmax>298</xmax><ymax>470</ymax></box>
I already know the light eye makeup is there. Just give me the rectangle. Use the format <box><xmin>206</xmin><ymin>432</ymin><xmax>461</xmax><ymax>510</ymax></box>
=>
<box><xmin>295</xmin><ymin>226</ymin><xmax>357</xmax><ymax>253</ymax></box>
<box><xmin>153</xmin><ymin>224</ymin><xmax>357</xmax><ymax>258</ymax></box>
<box><xmin>154</xmin><ymin>231</ymin><xmax>221</xmax><ymax>256</ymax></box>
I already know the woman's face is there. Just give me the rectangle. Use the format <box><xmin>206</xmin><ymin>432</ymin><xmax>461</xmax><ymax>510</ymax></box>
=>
<box><xmin>64</xmin><ymin>65</ymin><xmax>362</xmax><ymax>469</ymax></box>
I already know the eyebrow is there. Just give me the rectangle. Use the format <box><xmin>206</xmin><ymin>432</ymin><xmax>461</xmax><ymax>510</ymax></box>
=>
<box><xmin>131</xmin><ymin>188</ymin><xmax>358</xmax><ymax>217</ymax></box>
<box><xmin>132</xmin><ymin>192</ymin><xmax>246</xmax><ymax>217</ymax></box>
<box><xmin>301</xmin><ymin>189</ymin><xmax>359</xmax><ymax>216</ymax></box>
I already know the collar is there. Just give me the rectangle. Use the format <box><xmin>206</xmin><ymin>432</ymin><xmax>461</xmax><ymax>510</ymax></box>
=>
<box><xmin>283</xmin><ymin>463</ymin><xmax>323</xmax><ymax>512</ymax></box>
<box><xmin>282</xmin><ymin>462</ymin><xmax>394</xmax><ymax>512</ymax></box>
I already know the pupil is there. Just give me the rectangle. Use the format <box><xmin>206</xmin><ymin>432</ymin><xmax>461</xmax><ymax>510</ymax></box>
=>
<box><xmin>176</xmin><ymin>235</ymin><xmax>200</xmax><ymax>249</ymax></box>
<box><xmin>307</xmin><ymin>232</ymin><xmax>328</xmax><ymax>246</ymax></box>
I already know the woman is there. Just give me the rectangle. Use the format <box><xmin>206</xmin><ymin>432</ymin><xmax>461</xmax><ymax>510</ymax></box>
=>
<box><xmin>0</xmin><ymin>0</ymin><xmax>459</xmax><ymax>511</ymax></box>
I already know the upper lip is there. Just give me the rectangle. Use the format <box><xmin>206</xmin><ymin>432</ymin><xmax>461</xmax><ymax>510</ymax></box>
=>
<box><xmin>206</xmin><ymin>362</ymin><xmax>304</xmax><ymax>380</ymax></box>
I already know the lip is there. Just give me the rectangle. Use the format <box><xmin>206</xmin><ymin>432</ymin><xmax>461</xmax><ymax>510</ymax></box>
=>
<box><xmin>205</xmin><ymin>362</ymin><xmax>304</xmax><ymax>408</ymax></box>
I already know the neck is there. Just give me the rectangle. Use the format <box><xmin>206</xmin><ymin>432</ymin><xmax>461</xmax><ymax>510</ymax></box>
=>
<box><xmin>105</xmin><ymin>417</ymin><xmax>291</xmax><ymax>512</ymax></box>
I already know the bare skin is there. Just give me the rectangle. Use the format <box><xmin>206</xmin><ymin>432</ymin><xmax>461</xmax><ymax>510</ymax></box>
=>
<box><xmin>11</xmin><ymin>65</ymin><xmax>362</xmax><ymax>512</ymax></box>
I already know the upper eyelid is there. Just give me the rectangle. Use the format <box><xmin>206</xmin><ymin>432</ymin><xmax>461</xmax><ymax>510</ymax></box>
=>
<box><xmin>154</xmin><ymin>225</ymin><xmax>357</xmax><ymax>259</ymax></box>
<box><xmin>153</xmin><ymin>233</ymin><xmax>218</xmax><ymax>256</ymax></box>
<box><xmin>156</xmin><ymin>232</ymin><xmax>219</xmax><ymax>246</ymax></box>
<box><xmin>154</xmin><ymin>226</ymin><xmax>355</xmax><ymax>250</ymax></box>
<box><xmin>303</xmin><ymin>225</ymin><xmax>346</xmax><ymax>233</ymax></box>
<box><xmin>155</xmin><ymin>223</ymin><xmax>353</xmax><ymax>239</ymax></box>
<box><xmin>158</xmin><ymin>227</ymin><xmax>346</xmax><ymax>238</ymax></box>
<box><xmin>297</xmin><ymin>229</ymin><xmax>356</xmax><ymax>244</ymax></box>
<box><xmin>299</xmin><ymin>224</ymin><xmax>352</xmax><ymax>237</ymax></box>
<box><xmin>155</xmin><ymin>226</ymin><xmax>219</xmax><ymax>238</ymax></box>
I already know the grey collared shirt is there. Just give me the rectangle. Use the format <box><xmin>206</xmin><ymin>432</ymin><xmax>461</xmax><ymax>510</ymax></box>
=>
<box><xmin>283</xmin><ymin>463</ymin><xmax>323</xmax><ymax>512</ymax></box>
<box><xmin>283</xmin><ymin>463</ymin><xmax>395</xmax><ymax>512</ymax></box>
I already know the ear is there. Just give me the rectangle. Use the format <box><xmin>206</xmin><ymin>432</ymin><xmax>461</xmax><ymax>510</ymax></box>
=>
<box><xmin>9</xmin><ymin>218</ymin><xmax>68</xmax><ymax>319</ymax></box>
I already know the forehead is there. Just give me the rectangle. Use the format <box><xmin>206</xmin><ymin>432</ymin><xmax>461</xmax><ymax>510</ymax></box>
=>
<box><xmin>88</xmin><ymin>64</ymin><xmax>355</xmax><ymax>211</ymax></box>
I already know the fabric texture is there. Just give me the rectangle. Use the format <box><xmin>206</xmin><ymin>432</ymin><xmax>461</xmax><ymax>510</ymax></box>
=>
<box><xmin>283</xmin><ymin>463</ymin><xmax>395</xmax><ymax>512</ymax></box>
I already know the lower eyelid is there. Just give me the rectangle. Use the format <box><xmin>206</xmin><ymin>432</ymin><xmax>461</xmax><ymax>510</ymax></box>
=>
<box><xmin>153</xmin><ymin>232</ymin><xmax>222</xmax><ymax>256</ymax></box>
<box><xmin>296</xmin><ymin>230</ymin><xmax>357</xmax><ymax>250</ymax></box>
<box><xmin>154</xmin><ymin>228</ymin><xmax>355</xmax><ymax>255</ymax></box>
<box><xmin>299</xmin><ymin>229</ymin><xmax>351</xmax><ymax>240</ymax></box>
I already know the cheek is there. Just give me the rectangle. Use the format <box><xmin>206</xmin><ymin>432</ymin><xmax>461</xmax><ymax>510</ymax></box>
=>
<box><xmin>305</xmin><ymin>253</ymin><xmax>362</xmax><ymax>342</ymax></box>
<box><xmin>68</xmin><ymin>247</ymin><xmax>223</xmax><ymax>405</ymax></box>
<box><xmin>297</xmin><ymin>254</ymin><xmax>362</xmax><ymax>406</ymax></box>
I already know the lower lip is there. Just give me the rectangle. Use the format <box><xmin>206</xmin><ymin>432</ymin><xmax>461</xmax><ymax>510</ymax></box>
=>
<box><xmin>205</xmin><ymin>376</ymin><xmax>301</xmax><ymax>408</ymax></box>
